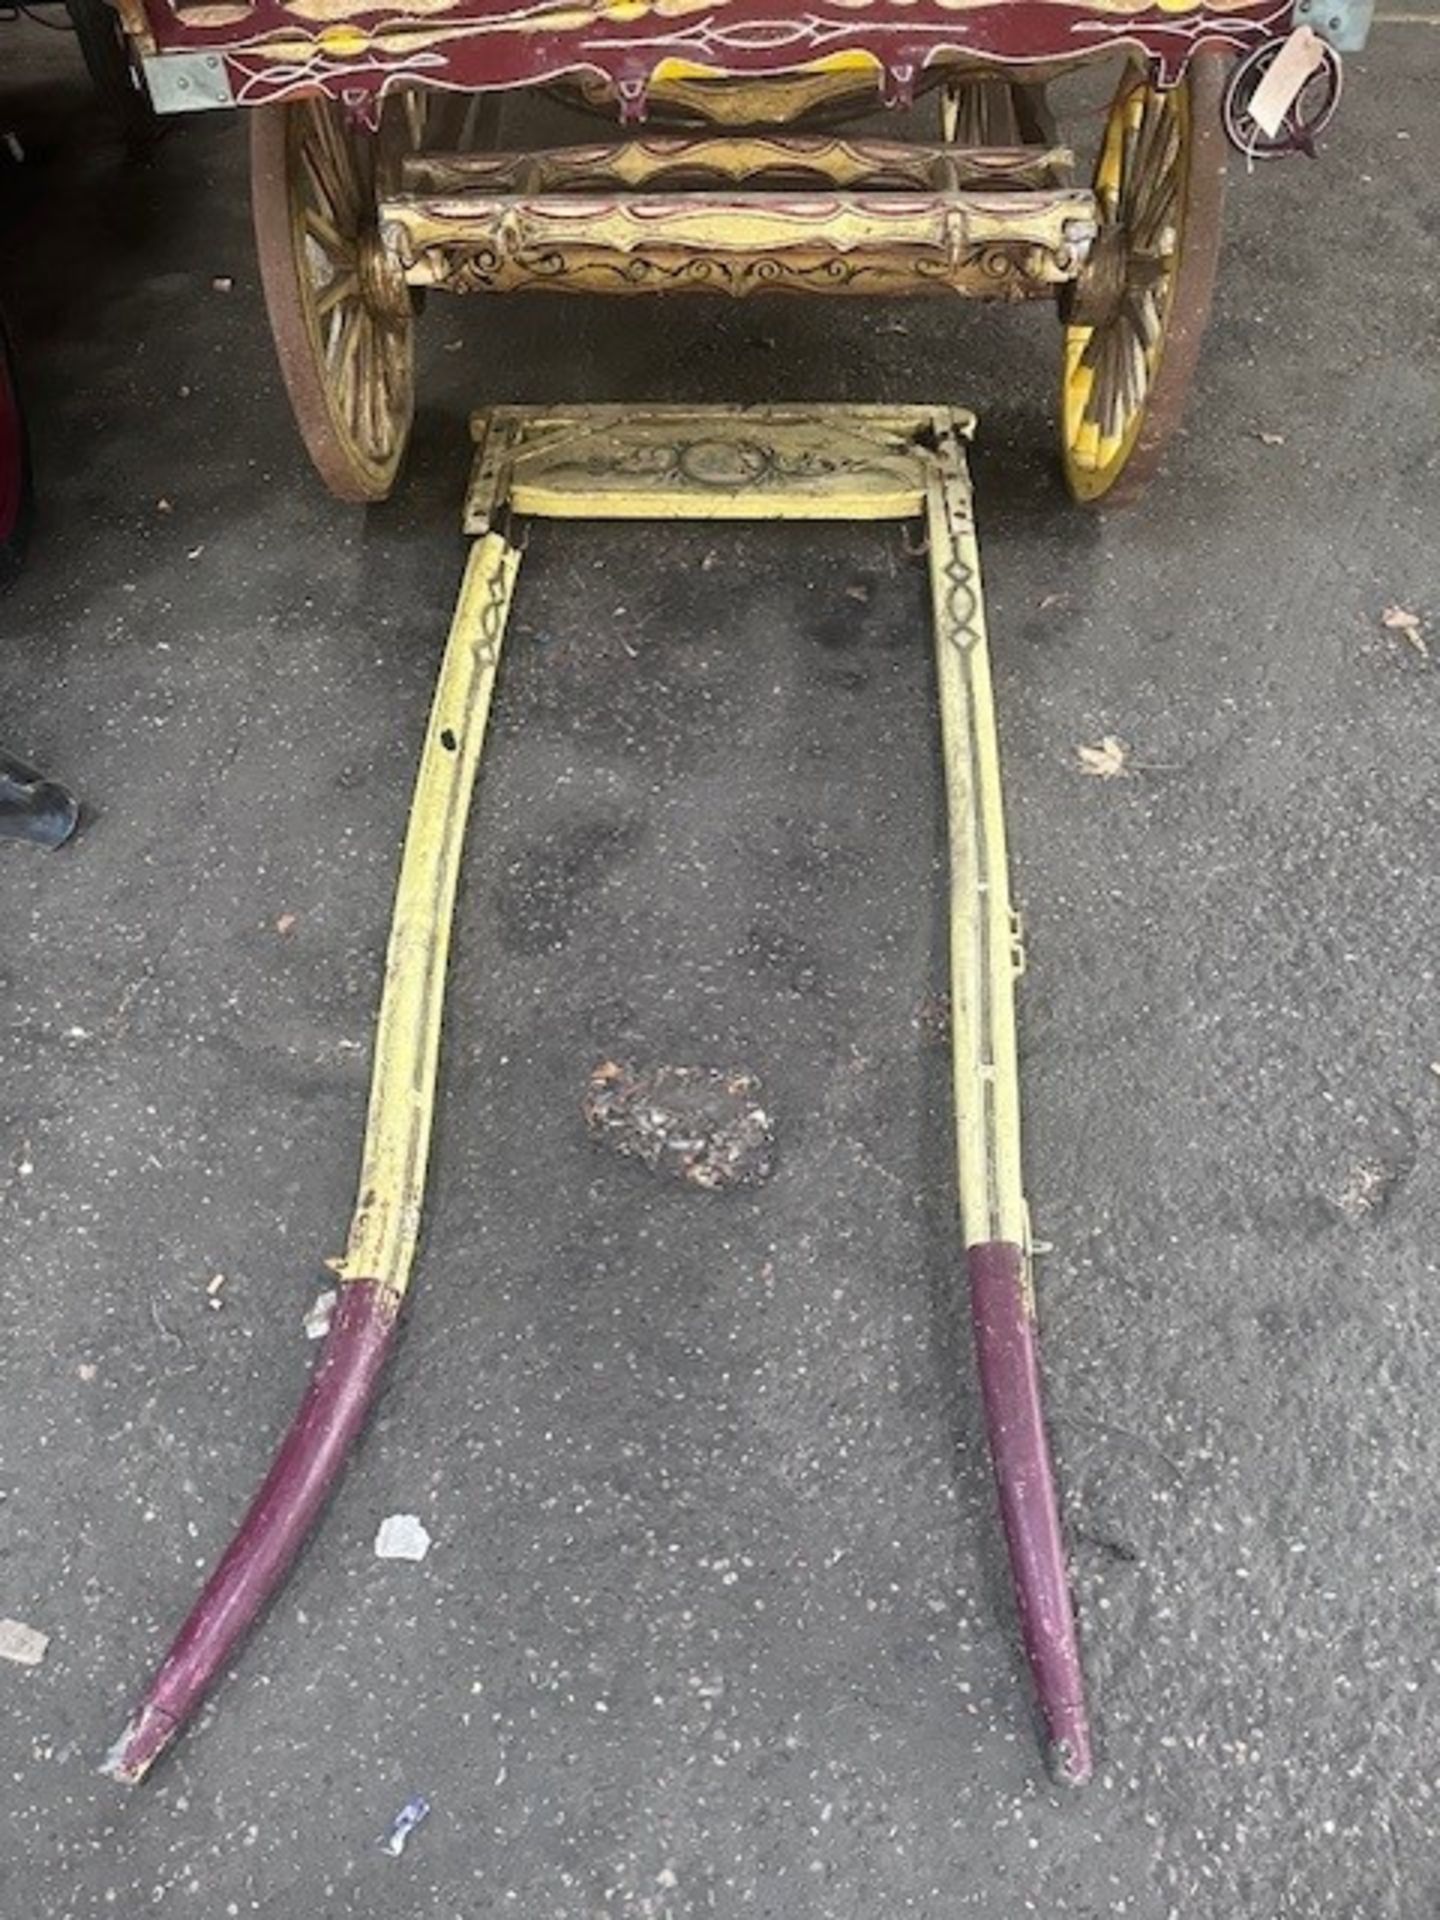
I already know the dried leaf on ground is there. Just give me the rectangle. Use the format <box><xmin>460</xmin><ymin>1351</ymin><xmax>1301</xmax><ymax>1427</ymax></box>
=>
<box><xmin>1077</xmin><ymin>736</ymin><xmax>1131</xmax><ymax>780</ymax></box>
<box><xmin>1381</xmin><ymin>606</ymin><xmax>1428</xmax><ymax>657</ymax></box>
<box><xmin>914</xmin><ymin>992</ymin><xmax>951</xmax><ymax>1045</ymax></box>
<box><xmin>1334</xmin><ymin>1158</ymin><xmax>1398</xmax><ymax>1221</ymax></box>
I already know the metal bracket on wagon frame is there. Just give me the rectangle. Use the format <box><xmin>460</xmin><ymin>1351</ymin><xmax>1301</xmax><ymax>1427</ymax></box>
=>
<box><xmin>103</xmin><ymin>406</ymin><xmax>1093</xmax><ymax>1790</ymax></box>
<box><xmin>139</xmin><ymin>52</ymin><xmax>235</xmax><ymax>113</ymax></box>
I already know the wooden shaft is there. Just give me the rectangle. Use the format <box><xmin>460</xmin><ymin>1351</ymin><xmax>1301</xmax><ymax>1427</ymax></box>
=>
<box><xmin>926</xmin><ymin>423</ymin><xmax>1092</xmax><ymax>1785</ymax></box>
<box><xmin>103</xmin><ymin>534</ymin><xmax>521</xmax><ymax>1784</ymax></box>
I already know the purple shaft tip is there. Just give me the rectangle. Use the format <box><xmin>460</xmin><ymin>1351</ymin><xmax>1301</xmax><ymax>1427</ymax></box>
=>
<box><xmin>103</xmin><ymin>1280</ymin><xmax>398</xmax><ymax>1783</ymax></box>
<box><xmin>968</xmin><ymin>1240</ymin><xmax>1092</xmax><ymax>1786</ymax></box>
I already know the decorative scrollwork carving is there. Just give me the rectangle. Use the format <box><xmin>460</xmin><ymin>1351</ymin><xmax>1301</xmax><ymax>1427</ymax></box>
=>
<box><xmin>380</xmin><ymin>183</ymin><xmax>1096</xmax><ymax>298</ymax></box>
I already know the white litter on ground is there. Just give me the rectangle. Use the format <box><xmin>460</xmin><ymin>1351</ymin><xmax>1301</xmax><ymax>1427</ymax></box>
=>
<box><xmin>374</xmin><ymin>1514</ymin><xmax>431</xmax><ymax>1562</ymax></box>
<box><xmin>304</xmin><ymin>1289</ymin><xmax>337</xmax><ymax>1340</ymax></box>
<box><xmin>0</xmin><ymin>1619</ymin><xmax>50</xmax><ymax>1667</ymax></box>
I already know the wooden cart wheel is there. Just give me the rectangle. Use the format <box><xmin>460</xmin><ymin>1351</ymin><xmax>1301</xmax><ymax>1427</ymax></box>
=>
<box><xmin>1059</xmin><ymin>54</ymin><xmax>1226</xmax><ymax>506</ymax></box>
<box><xmin>251</xmin><ymin>98</ymin><xmax>416</xmax><ymax>503</ymax></box>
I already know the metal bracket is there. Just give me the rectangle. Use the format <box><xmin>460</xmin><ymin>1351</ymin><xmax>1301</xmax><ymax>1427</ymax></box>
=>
<box><xmin>139</xmin><ymin>53</ymin><xmax>234</xmax><ymax>114</ymax></box>
<box><xmin>1292</xmin><ymin>0</ymin><xmax>1372</xmax><ymax>51</ymax></box>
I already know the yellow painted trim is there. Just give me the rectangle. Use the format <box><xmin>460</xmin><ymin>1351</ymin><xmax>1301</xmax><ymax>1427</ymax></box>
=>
<box><xmin>925</xmin><ymin>429</ymin><xmax>1027</xmax><ymax>1257</ymax></box>
<box><xmin>650</xmin><ymin>50</ymin><xmax>878</xmax><ymax>84</ymax></box>
<box><xmin>338</xmin><ymin>532</ymin><xmax>520</xmax><ymax>1296</ymax></box>
<box><xmin>465</xmin><ymin>404</ymin><xmax>975</xmax><ymax>528</ymax></box>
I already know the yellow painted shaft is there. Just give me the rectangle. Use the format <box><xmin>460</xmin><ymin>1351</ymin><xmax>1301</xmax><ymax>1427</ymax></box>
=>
<box><xmin>925</xmin><ymin>437</ymin><xmax>1027</xmax><ymax>1258</ymax></box>
<box><xmin>338</xmin><ymin>532</ymin><xmax>520</xmax><ymax>1298</ymax></box>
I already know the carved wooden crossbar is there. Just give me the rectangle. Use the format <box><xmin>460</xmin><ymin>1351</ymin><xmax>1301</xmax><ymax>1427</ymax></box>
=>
<box><xmin>380</xmin><ymin>132</ymin><xmax>1099</xmax><ymax>296</ymax></box>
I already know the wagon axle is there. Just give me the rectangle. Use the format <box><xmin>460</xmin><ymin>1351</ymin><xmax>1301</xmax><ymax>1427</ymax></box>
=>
<box><xmin>356</xmin><ymin>230</ymin><xmax>413</xmax><ymax>330</ymax></box>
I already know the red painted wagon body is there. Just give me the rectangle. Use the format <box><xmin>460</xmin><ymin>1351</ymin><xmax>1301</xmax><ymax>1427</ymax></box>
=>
<box><xmin>110</xmin><ymin>0</ymin><xmax>1356</xmax><ymax>504</ymax></box>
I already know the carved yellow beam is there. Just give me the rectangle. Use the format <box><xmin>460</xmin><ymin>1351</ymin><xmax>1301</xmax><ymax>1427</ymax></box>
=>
<box><xmin>381</xmin><ymin>185</ymin><xmax>1097</xmax><ymax>298</ymax></box>
<box><xmin>465</xmin><ymin>405</ymin><xmax>944</xmax><ymax>526</ymax></box>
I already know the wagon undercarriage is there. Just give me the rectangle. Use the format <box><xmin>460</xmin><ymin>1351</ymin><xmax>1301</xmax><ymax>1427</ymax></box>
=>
<box><xmin>244</xmin><ymin>57</ymin><xmax>1226</xmax><ymax>503</ymax></box>
<box><xmin>114</xmin><ymin>0</ymin><xmax>1360</xmax><ymax>505</ymax></box>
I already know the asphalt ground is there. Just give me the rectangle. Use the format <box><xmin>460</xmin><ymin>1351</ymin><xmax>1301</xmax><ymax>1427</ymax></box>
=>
<box><xmin>1</xmin><ymin>22</ymin><xmax>1437</xmax><ymax>1918</ymax></box>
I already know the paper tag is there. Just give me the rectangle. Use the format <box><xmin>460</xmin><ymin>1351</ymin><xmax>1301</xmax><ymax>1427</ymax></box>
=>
<box><xmin>1247</xmin><ymin>26</ymin><xmax>1328</xmax><ymax>138</ymax></box>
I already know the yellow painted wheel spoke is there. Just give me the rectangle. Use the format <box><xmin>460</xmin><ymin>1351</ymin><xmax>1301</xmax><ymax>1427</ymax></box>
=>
<box><xmin>300</xmin><ymin>142</ymin><xmax>349</xmax><ymax>235</ymax></box>
<box><xmin>329</xmin><ymin>301</ymin><xmax>364</xmax><ymax>391</ymax></box>
<box><xmin>315</xmin><ymin>269</ymin><xmax>359</xmax><ymax>318</ymax></box>
<box><xmin>302</xmin><ymin>203</ymin><xmax>350</xmax><ymax>265</ymax></box>
<box><xmin>310</xmin><ymin>103</ymin><xmax>366</xmax><ymax>229</ymax></box>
